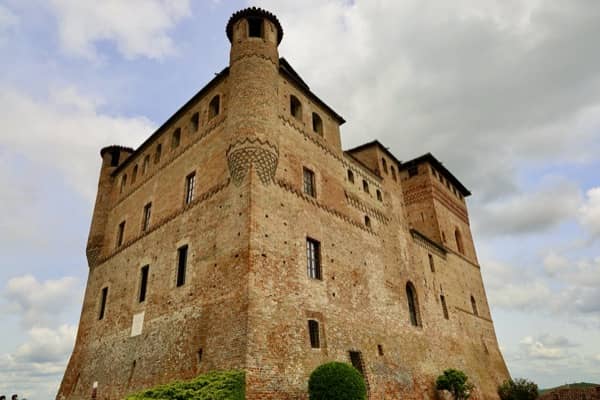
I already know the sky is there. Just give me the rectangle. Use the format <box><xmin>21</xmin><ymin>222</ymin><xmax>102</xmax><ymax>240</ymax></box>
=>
<box><xmin>0</xmin><ymin>0</ymin><xmax>599</xmax><ymax>398</ymax></box>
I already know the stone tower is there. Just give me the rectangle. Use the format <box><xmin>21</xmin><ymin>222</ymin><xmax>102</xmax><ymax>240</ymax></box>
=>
<box><xmin>58</xmin><ymin>7</ymin><xmax>510</xmax><ymax>400</ymax></box>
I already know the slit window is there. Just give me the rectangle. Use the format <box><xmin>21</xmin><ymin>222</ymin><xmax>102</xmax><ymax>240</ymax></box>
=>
<box><xmin>428</xmin><ymin>254</ymin><xmax>435</xmax><ymax>273</ymax></box>
<box><xmin>347</xmin><ymin>169</ymin><xmax>354</xmax><ymax>183</ymax></box>
<box><xmin>471</xmin><ymin>295</ymin><xmax>478</xmax><ymax>316</ymax></box>
<box><xmin>290</xmin><ymin>95</ymin><xmax>302</xmax><ymax>120</ymax></box>
<box><xmin>376</xmin><ymin>190</ymin><xmax>382</xmax><ymax>201</ymax></box>
<box><xmin>308</xmin><ymin>320</ymin><xmax>320</xmax><ymax>348</ymax></box>
<box><xmin>116</xmin><ymin>221</ymin><xmax>126</xmax><ymax>248</ymax></box>
<box><xmin>190</xmin><ymin>112</ymin><xmax>199</xmax><ymax>132</ymax></box>
<box><xmin>120</xmin><ymin>174</ymin><xmax>127</xmax><ymax>194</ymax></box>
<box><xmin>142</xmin><ymin>202</ymin><xmax>152</xmax><ymax>232</ymax></box>
<box><xmin>209</xmin><ymin>95</ymin><xmax>220</xmax><ymax>119</ymax></box>
<box><xmin>132</xmin><ymin>165</ymin><xmax>138</xmax><ymax>184</ymax></box>
<box><xmin>98</xmin><ymin>287</ymin><xmax>108</xmax><ymax>320</ymax></box>
<box><xmin>349</xmin><ymin>351</ymin><xmax>365</xmax><ymax>376</ymax></box>
<box><xmin>362</xmin><ymin>179</ymin><xmax>369</xmax><ymax>193</ymax></box>
<box><xmin>248</xmin><ymin>17</ymin><xmax>263</xmax><ymax>38</ymax></box>
<box><xmin>365</xmin><ymin>215</ymin><xmax>371</xmax><ymax>228</ymax></box>
<box><xmin>382</xmin><ymin>158</ymin><xmax>388</xmax><ymax>174</ymax></box>
<box><xmin>441</xmin><ymin>295</ymin><xmax>449</xmax><ymax>319</ymax></box>
<box><xmin>185</xmin><ymin>172</ymin><xmax>196</xmax><ymax>205</ymax></box>
<box><xmin>171</xmin><ymin>128</ymin><xmax>181</xmax><ymax>149</ymax></box>
<box><xmin>391</xmin><ymin>166</ymin><xmax>397</xmax><ymax>181</ymax></box>
<box><xmin>455</xmin><ymin>228</ymin><xmax>464</xmax><ymax>255</ymax></box>
<box><xmin>176</xmin><ymin>245</ymin><xmax>188</xmax><ymax>287</ymax></box>
<box><xmin>303</xmin><ymin>167</ymin><xmax>316</xmax><ymax>198</ymax></box>
<box><xmin>142</xmin><ymin>155</ymin><xmax>150</xmax><ymax>175</ymax></box>
<box><xmin>377</xmin><ymin>344</ymin><xmax>384</xmax><ymax>356</ymax></box>
<box><xmin>154</xmin><ymin>144</ymin><xmax>162</xmax><ymax>164</ymax></box>
<box><xmin>312</xmin><ymin>112</ymin><xmax>323</xmax><ymax>135</ymax></box>
<box><xmin>406</xmin><ymin>282</ymin><xmax>421</xmax><ymax>327</ymax></box>
<box><xmin>139</xmin><ymin>265</ymin><xmax>149</xmax><ymax>303</ymax></box>
<box><xmin>306</xmin><ymin>238</ymin><xmax>321</xmax><ymax>280</ymax></box>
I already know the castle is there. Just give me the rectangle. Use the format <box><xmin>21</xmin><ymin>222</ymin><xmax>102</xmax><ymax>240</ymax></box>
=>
<box><xmin>58</xmin><ymin>8</ymin><xmax>510</xmax><ymax>400</ymax></box>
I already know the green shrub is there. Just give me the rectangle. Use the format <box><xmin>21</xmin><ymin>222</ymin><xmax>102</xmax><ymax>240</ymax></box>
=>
<box><xmin>436</xmin><ymin>369</ymin><xmax>474</xmax><ymax>400</ymax></box>
<box><xmin>124</xmin><ymin>370</ymin><xmax>244</xmax><ymax>400</ymax></box>
<box><xmin>498</xmin><ymin>378</ymin><xmax>539</xmax><ymax>400</ymax></box>
<box><xmin>308</xmin><ymin>362</ymin><xmax>367</xmax><ymax>400</ymax></box>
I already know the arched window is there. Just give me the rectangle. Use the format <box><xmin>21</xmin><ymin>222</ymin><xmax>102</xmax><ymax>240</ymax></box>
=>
<box><xmin>154</xmin><ymin>144</ymin><xmax>162</xmax><ymax>164</ymax></box>
<box><xmin>142</xmin><ymin>155</ymin><xmax>150</xmax><ymax>175</ymax></box>
<box><xmin>312</xmin><ymin>112</ymin><xmax>323</xmax><ymax>135</ymax></box>
<box><xmin>131</xmin><ymin>165</ymin><xmax>138</xmax><ymax>184</ymax></box>
<box><xmin>381</xmin><ymin>158</ymin><xmax>388</xmax><ymax>174</ymax></box>
<box><xmin>171</xmin><ymin>128</ymin><xmax>181</xmax><ymax>149</ymax></box>
<box><xmin>290</xmin><ymin>95</ymin><xmax>302</xmax><ymax>120</ymax></box>
<box><xmin>364</xmin><ymin>215</ymin><xmax>371</xmax><ymax>228</ymax></box>
<box><xmin>406</xmin><ymin>282</ymin><xmax>421</xmax><ymax>327</ymax></box>
<box><xmin>209</xmin><ymin>95</ymin><xmax>220</xmax><ymax>119</ymax></box>
<box><xmin>471</xmin><ymin>296</ymin><xmax>478</xmax><ymax>316</ymax></box>
<box><xmin>455</xmin><ymin>228</ymin><xmax>464</xmax><ymax>255</ymax></box>
<box><xmin>347</xmin><ymin>169</ymin><xmax>354</xmax><ymax>183</ymax></box>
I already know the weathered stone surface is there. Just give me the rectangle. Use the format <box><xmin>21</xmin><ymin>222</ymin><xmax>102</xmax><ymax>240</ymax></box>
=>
<box><xmin>57</xmin><ymin>7</ymin><xmax>510</xmax><ymax>400</ymax></box>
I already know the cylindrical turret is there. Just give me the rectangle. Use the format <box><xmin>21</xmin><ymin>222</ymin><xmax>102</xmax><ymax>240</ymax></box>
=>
<box><xmin>225</xmin><ymin>8</ymin><xmax>282</xmax><ymax>185</ymax></box>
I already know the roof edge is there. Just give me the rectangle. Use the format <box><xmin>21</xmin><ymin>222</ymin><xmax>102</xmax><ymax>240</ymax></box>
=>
<box><xmin>401</xmin><ymin>153</ymin><xmax>471</xmax><ymax>196</ymax></box>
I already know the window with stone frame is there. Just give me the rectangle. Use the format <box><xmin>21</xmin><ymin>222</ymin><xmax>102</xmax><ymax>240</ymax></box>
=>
<box><xmin>376</xmin><ymin>189</ymin><xmax>382</xmax><ymax>201</ymax></box>
<box><xmin>381</xmin><ymin>157</ymin><xmax>388</xmax><ymax>174</ymax></box>
<box><xmin>362</xmin><ymin>179</ymin><xmax>369</xmax><ymax>193</ymax></box>
<box><xmin>306</xmin><ymin>238</ymin><xmax>321</xmax><ymax>280</ymax></box>
<box><xmin>209</xmin><ymin>95</ymin><xmax>220</xmax><ymax>119</ymax></box>
<box><xmin>190</xmin><ymin>112</ymin><xmax>200</xmax><ymax>132</ymax></box>
<box><xmin>406</xmin><ymin>281</ymin><xmax>421</xmax><ymax>327</ymax></box>
<box><xmin>176</xmin><ymin>245</ymin><xmax>188</xmax><ymax>287</ymax></box>
<box><xmin>441</xmin><ymin>294</ymin><xmax>449</xmax><ymax>319</ymax></box>
<box><xmin>312</xmin><ymin>112</ymin><xmax>323</xmax><ymax>135</ymax></box>
<box><xmin>98</xmin><ymin>287</ymin><xmax>108</xmax><ymax>320</ymax></box>
<box><xmin>347</xmin><ymin>169</ymin><xmax>354</xmax><ymax>183</ymax></box>
<box><xmin>142</xmin><ymin>155</ymin><xmax>150</xmax><ymax>175</ymax></box>
<box><xmin>139</xmin><ymin>265</ymin><xmax>149</xmax><ymax>303</ymax></box>
<box><xmin>171</xmin><ymin>128</ymin><xmax>181</xmax><ymax>149</ymax></box>
<box><xmin>290</xmin><ymin>95</ymin><xmax>302</xmax><ymax>120</ymax></box>
<box><xmin>308</xmin><ymin>319</ymin><xmax>320</xmax><ymax>348</ymax></box>
<box><xmin>154</xmin><ymin>144</ymin><xmax>162</xmax><ymax>164</ymax></box>
<box><xmin>303</xmin><ymin>167</ymin><xmax>316</xmax><ymax>197</ymax></box>
<box><xmin>185</xmin><ymin>172</ymin><xmax>196</xmax><ymax>205</ymax></box>
<box><xmin>116</xmin><ymin>221</ymin><xmax>126</xmax><ymax>248</ymax></box>
<box><xmin>141</xmin><ymin>202</ymin><xmax>152</xmax><ymax>232</ymax></box>
<box><xmin>132</xmin><ymin>165</ymin><xmax>138</xmax><ymax>184</ymax></box>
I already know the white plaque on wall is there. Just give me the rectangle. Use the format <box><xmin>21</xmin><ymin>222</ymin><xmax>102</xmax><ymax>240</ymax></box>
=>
<box><xmin>130</xmin><ymin>311</ymin><xmax>145</xmax><ymax>337</ymax></box>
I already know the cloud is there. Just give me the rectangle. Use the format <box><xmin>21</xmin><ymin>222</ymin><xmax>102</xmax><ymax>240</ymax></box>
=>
<box><xmin>14</xmin><ymin>325</ymin><xmax>77</xmax><ymax>363</ymax></box>
<box><xmin>579</xmin><ymin>187</ymin><xmax>600</xmax><ymax>237</ymax></box>
<box><xmin>2</xmin><ymin>275</ymin><xmax>82</xmax><ymax>328</ymax></box>
<box><xmin>46</xmin><ymin>0</ymin><xmax>191</xmax><ymax>59</ymax></box>
<box><xmin>519</xmin><ymin>335</ymin><xmax>572</xmax><ymax>360</ymax></box>
<box><xmin>0</xmin><ymin>4</ymin><xmax>18</xmax><ymax>43</ymax></box>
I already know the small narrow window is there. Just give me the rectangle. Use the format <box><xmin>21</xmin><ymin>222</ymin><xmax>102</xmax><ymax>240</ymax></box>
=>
<box><xmin>142</xmin><ymin>202</ymin><xmax>152</xmax><ymax>232</ymax></box>
<box><xmin>290</xmin><ymin>95</ymin><xmax>302</xmax><ymax>120</ymax></box>
<box><xmin>377</xmin><ymin>344</ymin><xmax>384</xmax><ymax>356</ymax></box>
<box><xmin>312</xmin><ymin>113</ymin><xmax>323</xmax><ymax>135</ymax></box>
<box><xmin>132</xmin><ymin>165</ymin><xmax>138</xmax><ymax>184</ymax></box>
<box><xmin>364</xmin><ymin>215</ymin><xmax>371</xmax><ymax>228</ymax></box>
<box><xmin>428</xmin><ymin>254</ymin><xmax>435</xmax><ymax>273</ymax></box>
<box><xmin>197</xmin><ymin>348</ymin><xmax>203</xmax><ymax>363</ymax></box>
<box><xmin>190</xmin><ymin>112</ymin><xmax>199</xmax><ymax>132</ymax></box>
<box><xmin>110</xmin><ymin>151</ymin><xmax>120</xmax><ymax>166</ymax></box>
<box><xmin>303</xmin><ymin>167</ymin><xmax>316</xmax><ymax>197</ymax></box>
<box><xmin>408</xmin><ymin>165</ymin><xmax>419</xmax><ymax>177</ymax></box>
<box><xmin>391</xmin><ymin>166</ymin><xmax>397</xmax><ymax>181</ymax></box>
<box><xmin>308</xmin><ymin>320</ymin><xmax>320</xmax><ymax>348</ymax></box>
<box><xmin>185</xmin><ymin>172</ymin><xmax>196</xmax><ymax>205</ymax></box>
<box><xmin>455</xmin><ymin>228</ymin><xmax>464</xmax><ymax>255</ymax></box>
<box><xmin>139</xmin><ymin>265</ymin><xmax>149</xmax><ymax>303</ymax></box>
<box><xmin>120</xmin><ymin>174</ymin><xmax>127</xmax><ymax>194</ymax></box>
<box><xmin>381</xmin><ymin>158</ymin><xmax>388</xmax><ymax>174</ymax></box>
<box><xmin>154</xmin><ymin>144</ymin><xmax>162</xmax><ymax>164</ymax></box>
<box><xmin>248</xmin><ymin>17</ymin><xmax>263</xmax><ymax>38</ymax></box>
<box><xmin>362</xmin><ymin>179</ymin><xmax>369</xmax><ymax>193</ymax></box>
<box><xmin>209</xmin><ymin>95</ymin><xmax>220</xmax><ymax>119</ymax></box>
<box><xmin>406</xmin><ymin>282</ymin><xmax>421</xmax><ymax>327</ymax></box>
<box><xmin>116</xmin><ymin>221</ymin><xmax>126</xmax><ymax>248</ymax></box>
<box><xmin>176</xmin><ymin>245</ymin><xmax>188</xmax><ymax>287</ymax></box>
<box><xmin>376</xmin><ymin>190</ymin><xmax>382</xmax><ymax>201</ymax></box>
<box><xmin>306</xmin><ymin>238</ymin><xmax>321</xmax><ymax>280</ymax></box>
<box><xmin>441</xmin><ymin>295</ymin><xmax>449</xmax><ymax>319</ymax></box>
<box><xmin>142</xmin><ymin>155</ymin><xmax>150</xmax><ymax>175</ymax></box>
<box><xmin>347</xmin><ymin>169</ymin><xmax>354</xmax><ymax>183</ymax></box>
<box><xmin>98</xmin><ymin>287</ymin><xmax>108</xmax><ymax>320</ymax></box>
<box><xmin>171</xmin><ymin>128</ymin><xmax>181</xmax><ymax>149</ymax></box>
<box><xmin>349</xmin><ymin>351</ymin><xmax>365</xmax><ymax>376</ymax></box>
<box><xmin>471</xmin><ymin>295</ymin><xmax>478</xmax><ymax>316</ymax></box>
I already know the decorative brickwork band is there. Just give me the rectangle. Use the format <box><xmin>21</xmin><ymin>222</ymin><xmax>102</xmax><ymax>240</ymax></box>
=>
<box><xmin>227</xmin><ymin>138</ymin><xmax>279</xmax><ymax>185</ymax></box>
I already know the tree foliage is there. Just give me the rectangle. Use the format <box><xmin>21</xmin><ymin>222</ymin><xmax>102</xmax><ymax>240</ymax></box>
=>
<box><xmin>123</xmin><ymin>370</ymin><xmax>244</xmax><ymax>400</ymax></box>
<box><xmin>308</xmin><ymin>362</ymin><xmax>367</xmax><ymax>400</ymax></box>
<box><xmin>498</xmin><ymin>378</ymin><xmax>539</xmax><ymax>400</ymax></box>
<box><xmin>436</xmin><ymin>369</ymin><xmax>474</xmax><ymax>400</ymax></box>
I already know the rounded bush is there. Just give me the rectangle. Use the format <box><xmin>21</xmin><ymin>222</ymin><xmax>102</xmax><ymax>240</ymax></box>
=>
<box><xmin>308</xmin><ymin>362</ymin><xmax>367</xmax><ymax>400</ymax></box>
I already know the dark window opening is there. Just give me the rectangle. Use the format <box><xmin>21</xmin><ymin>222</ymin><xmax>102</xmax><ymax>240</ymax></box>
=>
<box><xmin>455</xmin><ymin>228</ymin><xmax>464</xmax><ymax>255</ymax></box>
<box><xmin>312</xmin><ymin>112</ymin><xmax>323</xmax><ymax>135</ymax></box>
<box><xmin>362</xmin><ymin>179</ymin><xmax>369</xmax><ymax>193</ymax></box>
<box><xmin>377</xmin><ymin>345</ymin><xmax>384</xmax><ymax>356</ymax></box>
<box><xmin>142</xmin><ymin>155</ymin><xmax>150</xmax><ymax>175</ymax></box>
<box><xmin>190</xmin><ymin>112</ymin><xmax>199</xmax><ymax>132</ymax></box>
<box><xmin>209</xmin><ymin>95</ymin><xmax>220</xmax><ymax>119</ymax></box>
<box><xmin>376</xmin><ymin>190</ymin><xmax>382</xmax><ymax>201</ymax></box>
<box><xmin>308</xmin><ymin>320</ymin><xmax>320</xmax><ymax>348</ymax></box>
<box><xmin>290</xmin><ymin>95</ymin><xmax>302</xmax><ymax>120</ymax></box>
<box><xmin>347</xmin><ymin>169</ymin><xmax>354</xmax><ymax>183</ymax></box>
<box><xmin>382</xmin><ymin>158</ymin><xmax>388</xmax><ymax>174</ymax></box>
<box><xmin>120</xmin><ymin>174</ymin><xmax>127</xmax><ymax>194</ymax></box>
<box><xmin>406</xmin><ymin>282</ymin><xmax>421</xmax><ymax>327</ymax></box>
<box><xmin>349</xmin><ymin>351</ymin><xmax>365</xmax><ymax>376</ymax></box>
<box><xmin>139</xmin><ymin>265</ymin><xmax>149</xmax><ymax>303</ymax></box>
<box><xmin>391</xmin><ymin>166</ymin><xmax>397</xmax><ymax>181</ymax></box>
<box><xmin>303</xmin><ymin>167</ymin><xmax>316</xmax><ymax>197</ymax></box>
<box><xmin>306</xmin><ymin>238</ymin><xmax>321</xmax><ymax>280</ymax></box>
<box><xmin>365</xmin><ymin>215</ymin><xmax>371</xmax><ymax>228</ymax></box>
<box><xmin>471</xmin><ymin>295</ymin><xmax>478</xmax><ymax>316</ymax></box>
<box><xmin>248</xmin><ymin>17</ymin><xmax>263</xmax><ymax>38</ymax></box>
<box><xmin>197</xmin><ymin>348</ymin><xmax>203</xmax><ymax>363</ymax></box>
<box><xmin>110</xmin><ymin>151</ymin><xmax>120</xmax><ymax>166</ymax></box>
<box><xmin>428</xmin><ymin>253</ymin><xmax>435</xmax><ymax>273</ymax></box>
<box><xmin>98</xmin><ymin>287</ymin><xmax>108</xmax><ymax>320</ymax></box>
<box><xmin>172</xmin><ymin>128</ymin><xmax>181</xmax><ymax>149</ymax></box>
<box><xmin>132</xmin><ymin>165</ymin><xmax>138</xmax><ymax>184</ymax></box>
<box><xmin>142</xmin><ymin>202</ymin><xmax>152</xmax><ymax>232</ymax></box>
<box><xmin>185</xmin><ymin>172</ymin><xmax>196</xmax><ymax>205</ymax></box>
<box><xmin>117</xmin><ymin>221</ymin><xmax>125</xmax><ymax>248</ymax></box>
<box><xmin>408</xmin><ymin>165</ymin><xmax>419</xmax><ymax>177</ymax></box>
<box><xmin>441</xmin><ymin>295</ymin><xmax>449</xmax><ymax>320</ymax></box>
<box><xmin>176</xmin><ymin>245</ymin><xmax>188</xmax><ymax>287</ymax></box>
<box><xmin>154</xmin><ymin>144</ymin><xmax>162</xmax><ymax>164</ymax></box>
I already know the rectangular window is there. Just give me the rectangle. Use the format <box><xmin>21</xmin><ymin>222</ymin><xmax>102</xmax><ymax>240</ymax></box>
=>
<box><xmin>428</xmin><ymin>253</ymin><xmax>435</xmax><ymax>273</ymax></box>
<box><xmin>303</xmin><ymin>167</ymin><xmax>316</xmax><ymax>197</ymax></box>
<box><xmin>142</xmin><ymin>155</ymin><xmax>150</xmax><ymax>175</ymax></box>
<box><xmin>98</xmin><ymin>287</ymin><xmax>108</xmax><ymax>320</ymax></box>
<box><xmin>171</xmin><ymin>128</ymin><xmax>181</xmax><ymax>149</ymax></box>
<box><xmin>139</xmin><ymin>265</ymin><xmax>149</xmax><ymax>303</ymax></box>
<box><xmin>349</xmin><ymin>351</ymin><xmax>365</xmax><ymax>376</ymax></box>
<box><xmin>142</xmin><ymin>202</ymin><xmax>152</xmax><ymax>232</ymax></box>
<box><xmin>176</xmin><ymin>245</ymin><xmax>188</xmax><ymax>287</ymax></box>
<box><xmin>116</xmin><ymin>221</ymin><xmax>126</xmax><ymax>248</ymax></box>
<box><xmin>185</xmin><ymin>172</ymin><xmax>196</xmax><ymax>205</ymax></box>
<box><xmin>190</xmin><ymin>112</ymin><xmax>199</xmax><ymax>132</ymax></box>
<box><xmin>362</xmin><ymin>179</ymin><xmax>369</xmax><ymax>193</ymax></box>
<box><xmin>308</xmin><ymin>320</ymin><xmax>320</xmax><ymax>348</ymax></box>
<box><xmin>441</xmin><ymin>295</ymin><xmax>449</xmax><ymax>319</ymax></box>
<box><xmin>306</xmin><ymin>238</ymin><xmax>321</xmax><ymax>280</ymax></box>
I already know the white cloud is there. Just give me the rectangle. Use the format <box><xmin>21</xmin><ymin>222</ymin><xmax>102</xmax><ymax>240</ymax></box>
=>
<box><xmin>579</xmin><ymin>187</ymin><xmax>600</xmax><ymax>237</ymax></box>
<box><xmin>0</xmin><ymin>4</ymin><xmax>18</xmax><ymax>43</ymax></box>
<box><xmin>14</xmin><ymin>325</ymin><xmax>77</xmax><ymax>363</ymax></box>
<box><xmin>520</xmin><ymin>336</ymin><xmax>569</xmax><ymax>360</ymax></box>
<box><xmin>47</xmin><ymin>0</ymin><xmax>191</xmax><ymax>59</ymax></box>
